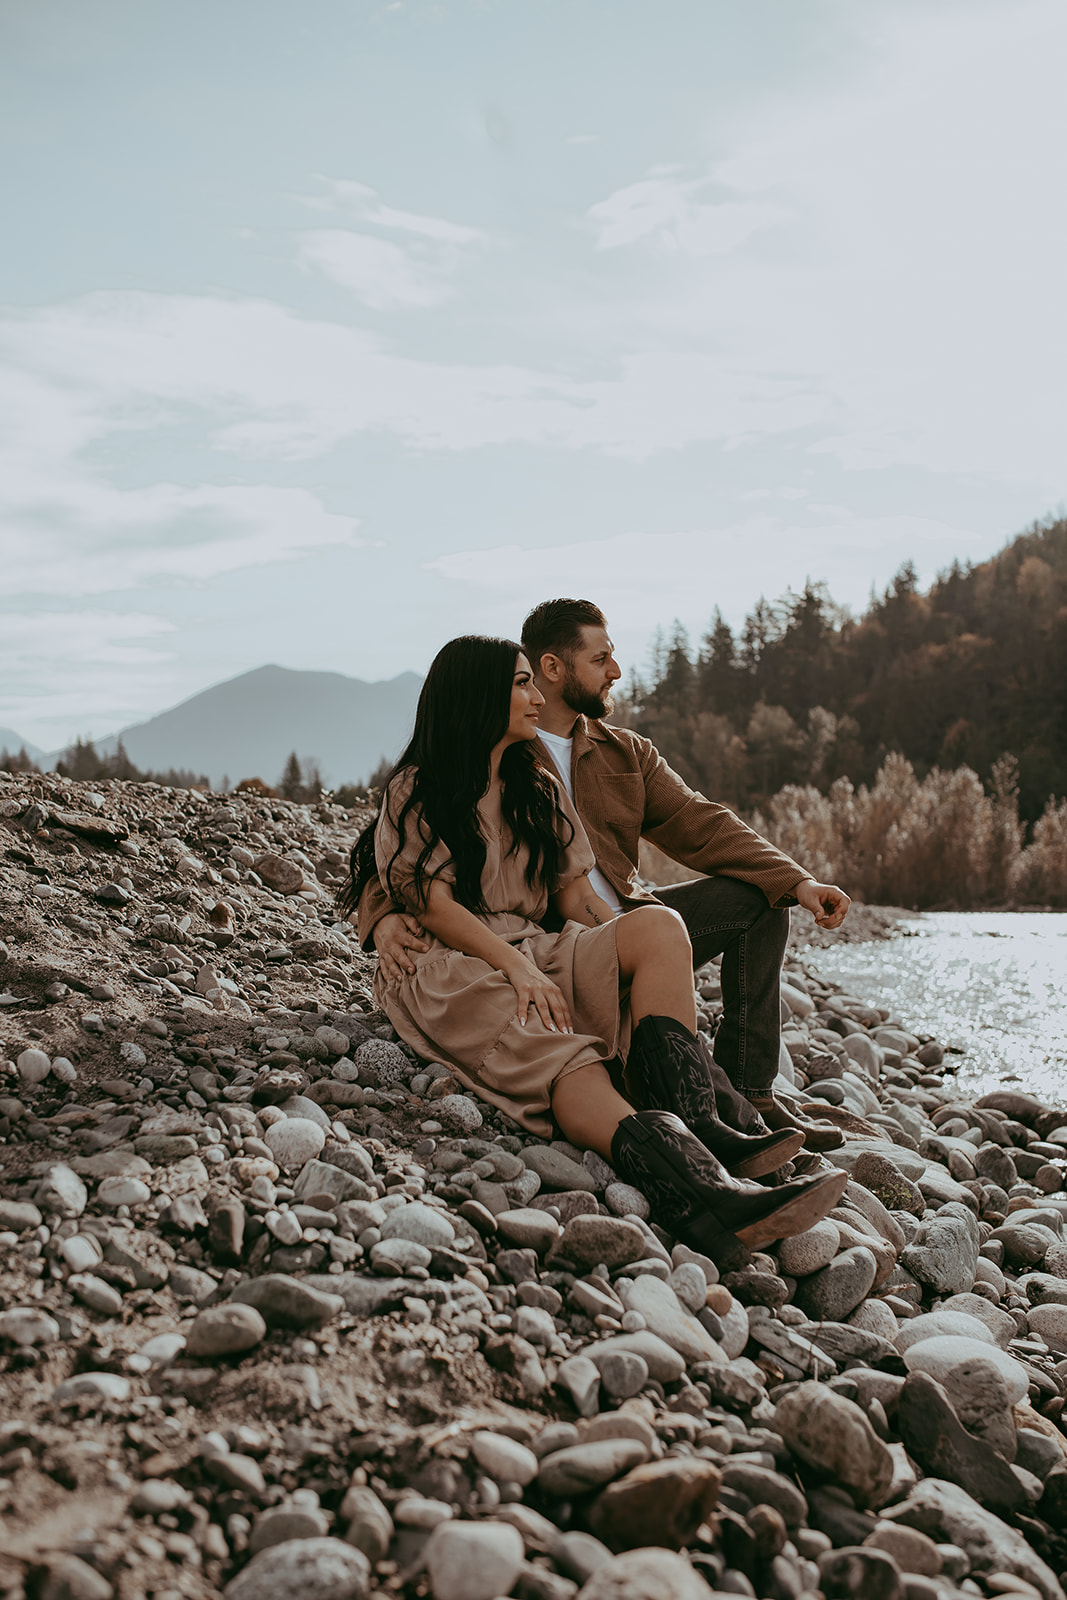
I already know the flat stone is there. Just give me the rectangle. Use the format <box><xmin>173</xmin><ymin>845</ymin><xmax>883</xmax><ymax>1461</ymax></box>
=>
<box><xmin>222</xmin><ymin>1535</ymin><xmax>371</xmax><ymax>1599</ymax></box>
<box><xmin>895</xmin><ymin>1310</ymin><xmax>996</xmax><ymax>1353</ymax></box>
<box><xmin>97</xmin><ymin>1175</ymin><xmax>152</xmax><ymax>1208</ymax></box>
<box><xmin>577</xmin><ymin>1547</ymin><xmax>715</xmax><ymax>1599</ymax></box>
<box><xmin>1027</xmin><ymin>1302</ymin><xmax>1067</xmax><ymax>1351</ymax></box>
<box><xmin>538</xmin><ymin>1438</ymin><xmax>649</xmax><ymax>1497</ymax></box>
<box><xmin>939</xmin><ymin>1293</ymin><xmax>1017</xmax><ymax>1348</ymax></box>
<box><xmin>36</xmin><ymin>1555</ymin><xmax>112</xmax><ymax>1599</ymax></box>
<box><xmin>863</xmin><ymin>1524</ymin><xmax>943</xmax><ymax>1577</ymax></box>
<box><xmin>68</xmin><ymin>1272</ymin><xmax>124</xmax><ymax>1316</ymax></box>
<box><xmin>897</xmin><ymin>1371</ymin><xmax>1026</xmax><ymax>1513</ymax></box>
<box><xmin>53</xmin><ymin>1371</ymin><xmax>131</xmax><ymax>1405</ymax></box>
<box><xmin>882</xmin><ymin>1479</ymin><xmax>1064</xmax><ymax>1600</ymax></box>
<box><xmin>379</xmin><ymin>1201</ymin><xmax>455</xmax><ymax>1250</ymax></box>
<box><xmin>424</xmin><ymin>1521</ymin><xmax>524</xmax><ymax>1600</ymax></box>
<box><xmin>370</xmin><ymin>1238</ymin><xmax>431</xmax><ymax>1272</ymax></box>
<box><xmin>587</xmin><ymin>1330</ymin><xmax>687</xmax><ymax>1385</ymax></box>
<box><xmin>523</xmin><ymin>1145</ymin><xmax>597</xmax><ymax>1192</ymax></box>
<box><xmin>604</xmin><ymin>1182</ymin><xmax>650</xmax><ymax>1219</ymax></box>
<box><xmin>589</xmin><ymin>1457</ymin><xmax>722</xmax><ymax>1553</ymax></box>
<box><xmin>339</xmin><ymin>1485</ymin><xmax>394</xmax><ymax>1562</ymax></box>
<box><xmin>0</xmin><ymin>1199</ymin><xmax>42</xmax><ymax>1231</ymax></box>
<box><xmin>494</xmin><ymin>1208</ymin><xmax>559</xmax><ymax>1253</ymax></box>
<box><xmin>249</xmin><ymin>1506</ymin><xmax>331</xmax><ymax>1554</ymax></box>
<box><xmin>616</xmin><ymin>1274</ymin><xmax>723</xmax><ymax>1365</ymax></box>
<box><xmin>294</xmin><ymin>1159</ymin><xmax>373</xmax><ymax>1205</ymax></box>
<box><xmin>0</xmin><ymin>1307</ymin><xmax>61</xmax><ymax>1345</ymax></box>
<box><xmin>229</xmin><ymin>1273</ymin><xmax>344</xmax><ymax>1328</ymax></box>
<box><xmin>902</xmin><ymin>1336</ymin><xmax>1030</xmax><ymax>1404</ymax></box>
<box><xmin>796</xmin><ymin>1245</ymin><xmax>878</xmax><ymax>1322</ymax></box>
<box><xmin>470</xmin><ymin>1431</ymin><xmax>539</xmax><ymax>1487</ymax></box>
<box><xmin>556</xmin><ymin>1354</ymin><xmax>601</xmax><ymax>1417</ymax></box>
<box><xmin>558</xmin><ymin>1215</ymin><xmax>648</xmax><ymax>1270</ymax></box>
<box><xmin>774</xmin><ymin>1380</ymin><xmax>895</xmax><ymax>1509</ymax></box>
<box><xmin>308</xmin><ymin>1274</ymin><xmax>412</xmax><ymax>1317</ymax></box>
<box><xmin>186</xmin><ymin>1303</ymin><xmax>267</xmax><ymax>1358</ymax></box>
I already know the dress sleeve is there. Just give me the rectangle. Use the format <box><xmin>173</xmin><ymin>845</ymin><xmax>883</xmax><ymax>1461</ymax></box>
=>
<box><xmin>374</xmin><ymin>768</ymin><xmax>456</xmax><ymax>915</ymax></box>
<box><xmin>551</xmin><ymin>783</ymin><xmax>597</xmax><ymax>892</ymax></box>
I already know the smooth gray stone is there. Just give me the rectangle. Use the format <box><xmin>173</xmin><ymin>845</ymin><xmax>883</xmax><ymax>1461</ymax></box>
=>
<box><xmin>538</xmin><ymin>1438</ymin><xmax>648</xmax><ymax>1497</ymax></box>
<box><xmin>522</xmin><ymin>1146</ymin><xmax>597</xmax><ymax>1193</ymax></box>
<box><xmin>229</xmin><ymin>1273</ymin><xmax>344</xmax><ymax>1328</ymax></box>
<box><xmin>795</xmin><ymin>1245</ymin><xmax>878</xmax><ymax>1322</ymax></box>
<box><xmin>882</xmin><ymin>1479</ymin><xmax>1065</xmax><ymax>1600</ymax></box>
<box><xmin>222</xmin><ymin>1536</ymin><xmax>371</xmax><ymax>1599</ymax></box>
<box><xmin>774</xmin><ymin>1381</ymin><xmax>894</xmax><ymax>1509</ymax></box>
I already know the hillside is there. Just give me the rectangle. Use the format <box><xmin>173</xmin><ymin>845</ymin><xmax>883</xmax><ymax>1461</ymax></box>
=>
<box><xmin>0</xmin><ymin>728</ymin><xmax>45</xmax><ymax>765</ymax></box>
<box><xmin>94</xmin><ymin>664</ymin><xmax>423</xmax><ymax>791</ymax></box>
<box><xmin>630</xmin><ymin>515</ymin><xmax>1067</xmax><ymax>823</ymax></box>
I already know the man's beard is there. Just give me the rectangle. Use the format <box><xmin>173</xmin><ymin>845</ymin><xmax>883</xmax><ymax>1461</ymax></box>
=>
<box><xmin>562</xmin><ymin>666</ymin><xmax>613</xmax><ymax>721</ymax></box>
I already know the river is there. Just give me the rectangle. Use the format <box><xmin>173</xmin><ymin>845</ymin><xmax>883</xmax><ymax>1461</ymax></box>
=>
<box><xmin>802</xmin><ymin>911</ymin><xmax>1067</xmax><ymax>1109</ymax></box>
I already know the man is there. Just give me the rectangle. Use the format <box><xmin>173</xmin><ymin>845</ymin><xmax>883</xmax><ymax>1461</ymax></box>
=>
<box><xmin>360</xmin><ymin>598</ymin><xmax>850</xmax><ymax>1154</ymax></box>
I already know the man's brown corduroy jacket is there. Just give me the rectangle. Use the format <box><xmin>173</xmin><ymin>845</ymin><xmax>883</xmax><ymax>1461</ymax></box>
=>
<box><xmin>355</xmin><ymin>717</ymin><xmax>809</xmax><ymax>949</ymax></box>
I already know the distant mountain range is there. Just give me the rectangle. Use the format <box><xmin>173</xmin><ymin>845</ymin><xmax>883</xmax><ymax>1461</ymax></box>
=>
<box><xmin>3</xmin><ymin>665</ymin><xmax>424</xmax><ymax>790</ymax></box>
<box><xmin>0</xmin><ymin>727</ymin><xmax>46</xmax><ymax>763</ymax></box>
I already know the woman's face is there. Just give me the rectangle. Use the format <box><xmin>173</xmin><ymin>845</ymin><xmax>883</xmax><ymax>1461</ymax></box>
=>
<box><xmin>504</xmin><ymin>653</ymin><xmax>545</xmax><ymax>744</ymax></box>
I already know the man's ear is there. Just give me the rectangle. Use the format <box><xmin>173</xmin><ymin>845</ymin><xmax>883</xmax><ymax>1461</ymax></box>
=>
<box><xmin>537</xmin><ymin>651</ymin><xmax>566</xmax><ymax>685</ymax></box>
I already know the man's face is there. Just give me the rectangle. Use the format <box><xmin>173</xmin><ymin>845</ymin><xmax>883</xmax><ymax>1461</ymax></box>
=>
<box><xmin>560</xmin><ymin>625</ymin><xmax>622</xmax><ymax>720</ymax></box>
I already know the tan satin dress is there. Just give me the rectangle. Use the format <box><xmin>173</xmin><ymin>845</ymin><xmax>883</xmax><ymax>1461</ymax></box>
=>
<box><xmin>372</xmin><ymin>767</ymin><xmax>628</xmax><ymax>1136</ymax></box>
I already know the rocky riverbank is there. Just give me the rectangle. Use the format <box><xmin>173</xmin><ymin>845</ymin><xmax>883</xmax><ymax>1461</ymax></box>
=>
<box><xmin>2</xmin><ymin>767</ymin><xmax>1067</xmax><ymax>1600</ymax></box>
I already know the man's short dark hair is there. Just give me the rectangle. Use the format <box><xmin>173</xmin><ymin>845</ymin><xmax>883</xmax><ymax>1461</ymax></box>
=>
<box><xmin>521</xmin><ymin>598</ymin><xmax>607</xmax><ymax>674</ymax></box>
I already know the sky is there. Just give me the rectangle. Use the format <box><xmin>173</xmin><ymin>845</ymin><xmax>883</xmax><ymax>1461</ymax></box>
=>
<box><xmin>2</xmin><ymin>0</ymin><xmax>1066</xmax><ymax>751</ymax></box>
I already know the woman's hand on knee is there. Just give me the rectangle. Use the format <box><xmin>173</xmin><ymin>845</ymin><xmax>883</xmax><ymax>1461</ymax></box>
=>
<box><xmin>503</xmin><ymin>956</ymin><xmax>573</xmax><ymax>1034</ymax></box>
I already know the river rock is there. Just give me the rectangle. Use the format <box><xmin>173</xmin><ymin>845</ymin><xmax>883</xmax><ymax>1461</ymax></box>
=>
<box><xmin>774</xmin><ymin>1381</ymin><xmax>894</xmax><ymax>1508</ymax></box>
<box><xmin>186</xmin><ymin>1302</ymin><xmax>267</xmax><ymax>1358</ymax></box>
<box><xmin>0</xmin><ymin>1307</ymin><xmax>61</xmax><ymax>1345</ymax></box>
<box><xmin>252</xmin><ymin>854</ymin><xmax>305</xmax><ymax>894</ymax></box>
<box><xmin>577</xmin><ymin>1547</ymin><xmax>717</xmax><ymax>1599</ymax></box>
<box><xmin>494</xmin><ymin>1208</ymin><xmax>559</xmax><ymax>1253</ymax></box>
<box><xmin>264</xmin><ymin>1117</ymin><xmax>326</xmax><ymax>1167</ymax></box>
<box><xmin>379</xmin><ymin>1201</ymin><xmax>455</xmax><ymax>1250</ymax></box>
<box><xmin>223</xmin><ymin>1536</ymin><xmax>370</xmax><ymax>1599</ymax></box>
<box><xmin>894</xmin><ymin>1310</ymin><xmax>996</xmax><ymax>1354</ymax></box>
<box><xmin>523</xmin><ymin>1144</ymin><xmax>597</xmax><ymax>1192</ymax></box>
<box><xmin>35</xmin><ymin>1163</ymin><xmax>88</xmax><ymax>1217</ymax></box>
<box><xmin>616</xmin><ymin>1275</ymin><xmax>723</xmax><ymax>1365</ymax></box>
<box><xmin>538</xmin><ymin>1438</ymin><xmax>649</xmax><ymax>1497</ymax></box>
<box><xmin>589</xmin><ymin>1457</ymin><xmax>721</xmax><ymax>1552</ymax></box>
<box><xmin>1027</xmin><ymin>1302</ymin><xmax>1067</xmax><ymax>1351</ymax></box>
<box><xmin>902</xmin><ymin>1336</ymin><xmax>1030</xmax><ymax>1404</ymax></box>
<box><xmin>470</xmin><ymin>1431</ymin><xmax>539</xmax><ymax>1487</ymax></box>
<box><xmin>777</xmin><ymin>1219</ymin><xmax>841</xmax><ymax>1276</ymax></box>
<box><xmin>853</xmin><ymin>1150</ymin><xmax>926</xmax><ymax>1214</ymax></box>
<box><xmin>229</xmin><ymin>1273</ymin><xmax>344</xmax><ymax>1328</ymax></box>
<box><xmin>559</xmin><ymin>1215</ymin><xmax>648</xmax><ymax>1270</ymax></box>
<box><xmin>896</xmin><ymin>1371</ymin><xmax>1026</xmax><ymax>1513</ymax></box>
<box><xmin>883</xmin><ymin>1479</ymin><xmax>1065</xmax><ymax>1600</ymax></box>
<box><xmin>939</xmin><ymin>1292</ymin><xmax>1017</xmax><ymax>1348</ymax></box>
<box><xmin>901</xmin><ymin>1204</ymin><xmax>980</xmax><ymax>1296</ymax></box>
<box><xmin>795</xmin><ymin>1245</ymin><xmax>878</xmax><ymax>1321</ymax></box>
<box><xmin>424</xmin><ymin>1520</ymin><xmax>524</xmax><ymax>1600</ymax></box>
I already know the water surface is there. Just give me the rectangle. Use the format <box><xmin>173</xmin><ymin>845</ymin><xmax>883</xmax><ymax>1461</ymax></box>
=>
<box><xmin>805</xmin><ymin>912</ymin><xmax>1067</xmax><ymax>1109</ymax></box>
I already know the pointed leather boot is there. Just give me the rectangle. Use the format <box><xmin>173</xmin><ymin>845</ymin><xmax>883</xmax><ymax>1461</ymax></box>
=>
<box><xmin>610</xmin><ymin>1109</ymin><xmax>848</xmax><ymax>1271</ymax></box>
<box><xmin>623</xmin><ymin>1015</ymin><xmax>803</xmax><ymax>1180</ymax></box>
<box><xmin>746</xmin><ymin>1091</ymin><xmax>845</xmax><ymax>1152</ymax></box>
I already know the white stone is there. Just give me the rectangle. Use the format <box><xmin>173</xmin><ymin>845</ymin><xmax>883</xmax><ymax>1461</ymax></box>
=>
<box><xmin>53</xmin><ymin>1372</ymin><xmax>131</xmax><ymax>1404</ymax></box>
<box><xmin>69</xmin><ymin>1273</ymin><xmax>124</xmax><ymax>1315</ymax></box>
<box><xmin>16</xmin><ymin>1047</ymin><xmax>51</xmax><ymax>1083</ymax></box>
<box><xmin>379</xmin><ymin>1201</ymin><xmax>454</xmax><ymax>1250</ymax></box>
<box><xmin>469</xmin><ymin>1431</ymin><xmax>539</xmax><ymax>1486</ymax></box>
<box><xmin>894</xmin><ymin>1310</ymin><xmax>996</xmax><ymax>1353</ymax></box>
<box><xmin>278</xmin><ymin>1095</ymin><xmax>332</xmax><ymax>1129</ymax></box>
<box><xmin>264</xmin><ymin>1118</ymin><xmax>326</xmax><ymax>1168</ymax></box>
<box><xmin>50</xmin><ymin>1056</ymin><xmax>77</xmax><ymax>1083</ymax></box>
<box><xmin>0</xmin><ymin>1307</ymin><xmax>61</xmax><ymax>1345</ymax></box>
<box><xmin>903</xmin><ymin>1334</ymin><xmax>1030</xmax><ymax>1403</ymax></box>
<box><xmin>1027</xmin><ymin>1302</ymin><xmax>1067</xmax><ymax>1351</ymax></box>
<box><xmin>370</xmin><ymin>1237</ymin><xmax>432</xmax><ymax>1272</ymax></box>
<box><xmin>848</xmin><ymin>1299</ymin><xmax>899</xmax><ymax>1340</ymax></box>
<box><xmin>425</xmin><ymin>1519</ymin><xmax>524</xmax><ymax>1600</ymax></box>
<box><xmin>267</xmin><ymin>1209</ymin><xmax>304</xmax><ymax>1245</ymax></box>
<box><xmin>59</xmin><ymin>1233</ymin><xmax>103</xmax><ymax>1271</ymax></box>
<box><xmin>97</xmin><ymin>1175</ymin><xmax>152</xmax><ymax>1208</ymax></box>
<box><xmin>777</xmin><ymin>1218</ymin><xmax>841</xmax><ymax>1277</ymax></box>
<box><xmin>617</xmin><ymin>1275</ymin><xmax>723</xmax><ymax>1365</ymax></box>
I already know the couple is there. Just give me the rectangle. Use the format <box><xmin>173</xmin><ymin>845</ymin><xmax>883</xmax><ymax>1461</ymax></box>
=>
<box><xmin>340</xmin><ymin>599</ymin><xmax>851</xmax><ymax>1267</ymax></box>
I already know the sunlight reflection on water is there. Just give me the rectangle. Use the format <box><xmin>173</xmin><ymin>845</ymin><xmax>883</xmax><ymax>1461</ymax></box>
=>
<box><xmin>806</xmin><ymin>912</ymin><xmax>1067</xmax><ymax>1109</ymax></box>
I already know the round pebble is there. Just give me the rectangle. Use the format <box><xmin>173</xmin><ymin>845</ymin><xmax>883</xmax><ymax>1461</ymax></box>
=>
<box><xmin>186</xmin><ymin>1302</ymin><xmax>267</xmax><ymax>1358</ymax></box>
<box><xmin>97</xmin><ymin>1176</ymin><xmax>152</xmax><ymax>1208</ymax></box>
<box><xmin>469</xmin><ymin>1431</ymin><xmax>539</xmax><ymax>1486</ymax></box>
<box><xmin>16</xmin><ymin>1047</ymin><xmax>51</xmax><ymax>1084</ymax></box>
<box><xmin>425</xmin><ymin>1519</ymin><xmax>524</xmax><ymax>1600</ymax></box>
<box><xmin>264</xmin><ymin>1118</ymin><xmax>326</xmax><ymax>1167</ymax></box>
<box><xmin>222</xmin><ymin>1536</ymin><xmax>370</xmax><ymax>1599</ymax></box>
<box><xmin>379</xmin><ymin>1201</ymin><xmax>454</xmax><ymax>1250</ymax></box>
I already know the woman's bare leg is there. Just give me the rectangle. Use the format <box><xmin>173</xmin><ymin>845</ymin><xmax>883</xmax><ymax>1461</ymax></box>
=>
<box><xmin>551</xmin><ymin>1062</ymin><xmax>636</xmax><ymax>1160</ymax></box>
<box><xmin>614</xmin><ymin>904</ymin><xmax>697</xmax><ymax>1031</ymax></box>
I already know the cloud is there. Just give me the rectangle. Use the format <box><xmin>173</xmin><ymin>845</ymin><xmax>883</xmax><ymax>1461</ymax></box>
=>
<box><xmin>588</xmin><ymin>173</ymin><xmax>789</xmax><ymax>254</ymax></box>
<box><xmin>0</xmin><ymin>610</ymin><xmax>177</xmax><ymax>744</ymax></box>
<box><xmin>296</xmin><ymin>229</ymin><xmax>453</xmax><ymax>308</ymax></box>
<box><xmin>298</xmin><ymin>177</ymin><xmax>484</xmax><ymax>245</ymax></box>
<box><xmin>427</xmin><ymin>512</ymin><xmax>984</xmax><ymax>629</ymax></box>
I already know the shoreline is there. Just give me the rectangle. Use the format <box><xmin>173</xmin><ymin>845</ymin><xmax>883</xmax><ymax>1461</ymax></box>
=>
<box><xmin>2</xmin><ymin>768</ymin><xmax>1067</xmax><ymax>1600</ymax></box>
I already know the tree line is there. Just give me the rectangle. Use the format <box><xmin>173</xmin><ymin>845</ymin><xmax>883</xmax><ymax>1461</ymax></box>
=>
<box><xmin>622</xmin><ymin>514</ymin><xmax>1067</xmax><ymax>827</ymax></box>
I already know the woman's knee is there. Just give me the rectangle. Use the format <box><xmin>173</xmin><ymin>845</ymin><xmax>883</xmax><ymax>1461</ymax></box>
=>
<box><xmin>620</xmin><ymin>903</ymin><xmax>692</xmax><ymax>960</ymax></box>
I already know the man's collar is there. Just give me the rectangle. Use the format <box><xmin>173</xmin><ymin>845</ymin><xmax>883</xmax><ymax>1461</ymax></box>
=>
<box><xmin>570</xmin><ymin>715</ymin><xmax>610</xmax><ymax>747</ymax></box>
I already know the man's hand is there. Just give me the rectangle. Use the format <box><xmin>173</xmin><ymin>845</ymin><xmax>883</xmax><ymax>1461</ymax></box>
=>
<box><xmin>374</xmin><ymin>912</ymin><xmax>431</xmax><ymax>980</ymax></box>
<box><xmin>794</xmin><ymin>878</ymin><xmax>851</xmax><ymax>929</ymax></box>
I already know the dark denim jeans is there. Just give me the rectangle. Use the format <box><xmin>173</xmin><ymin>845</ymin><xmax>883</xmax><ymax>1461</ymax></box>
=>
<box><xmin>650</xmin><ymin>875</ymin><xmax>790</xmax><ymax>1129</ymax></box>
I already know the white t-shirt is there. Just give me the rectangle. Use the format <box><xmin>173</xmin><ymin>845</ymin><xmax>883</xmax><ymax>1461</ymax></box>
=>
<box><xmin>537</xmin><ymin>728</ymin><xmax>623</xmax><ymax>917</ymax></box>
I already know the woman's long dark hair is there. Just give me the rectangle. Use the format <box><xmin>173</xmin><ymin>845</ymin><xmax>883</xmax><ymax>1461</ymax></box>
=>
<box><xmin>337</xmin><ymin>636</ymin><xmax>572</xmax><ymax>919</ymax></box>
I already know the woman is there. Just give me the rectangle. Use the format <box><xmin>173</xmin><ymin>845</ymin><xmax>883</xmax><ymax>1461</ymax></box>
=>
<box><xmin>341</xmin><ymin>636</ymin><xmax>846</xmax><ymax>1268</ymax></box>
